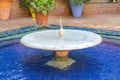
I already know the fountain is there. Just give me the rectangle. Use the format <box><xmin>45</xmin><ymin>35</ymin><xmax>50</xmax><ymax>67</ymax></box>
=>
<box><xmin>20</xmin><ymin>18</ymin><xmax>102</xmax><ymax>69</ymax></box>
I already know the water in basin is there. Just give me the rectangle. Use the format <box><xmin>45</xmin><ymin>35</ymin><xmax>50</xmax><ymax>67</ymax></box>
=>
<box><xmin>0</xmin><ymin>37</ymin><xmax>120</xmax><ymax>80</ymax></box>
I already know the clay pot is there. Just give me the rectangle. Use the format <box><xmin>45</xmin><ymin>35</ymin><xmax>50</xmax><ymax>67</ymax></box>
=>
<box><xmin>0</xmin><ymin>0</ymin><xmax>13</xmax><ymax>20</ymax></box>
<box><xmin>35</xmin><ymin>12</ymin><xmax>49</xmax><ymax>27</ymax></box>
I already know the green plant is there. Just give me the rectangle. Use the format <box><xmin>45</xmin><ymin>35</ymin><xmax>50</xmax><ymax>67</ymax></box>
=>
<box><xmin>70</xmin><ymin>0</ymin><xmax>90</xmax><ymax>6</ymax></box>
<box><xmin>30</xmin><ymin>0</ymin><xmax>56</xmax><ymax>15</ymax></box>
<box><xmin>20</xmin><ymin>0</ymin><xmax>34</xmax><ymax>8</ymax></box>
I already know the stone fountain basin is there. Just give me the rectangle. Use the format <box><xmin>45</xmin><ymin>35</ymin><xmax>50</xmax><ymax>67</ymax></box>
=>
<box><xmin>20</xmin><ymin>29</ymin><xmax>102</xmax><ymax>69</ymax></box>
<box><xmin>21</xmin><ymin>30</ymin><xmax>102</xmax><ymax>51</ymax></box>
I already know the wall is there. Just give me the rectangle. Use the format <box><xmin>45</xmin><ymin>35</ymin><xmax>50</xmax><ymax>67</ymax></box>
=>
<box><xmin>83</xmin><ymin>3</ymin><xmax>120</xmax><ymax>15</ymax></box>
<box><xmin>83</xmin><ymin>0</ymin><xmax>120</xmax><ymax>15</ymax></box>
<box><xmin>10</xmin><ymin>0</ymin><xmax>120</xmax><ymax>18</ymax></box>
<box><xmin>10</xmin><ymin>0</ymin><xmax>30</xmax><ymax>18</ymax></box>
<box><xmin>50</xmin><ymin>0</ymin><xmax>72</xmax><ymax>16</ymax></box>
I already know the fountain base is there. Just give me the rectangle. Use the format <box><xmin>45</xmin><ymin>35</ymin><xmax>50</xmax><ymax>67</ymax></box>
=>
<box><xmin>46</xmin><ymin>50</ymin><xmax>76</xmax><ymax>69</ymax></box>
<box><xmin>46</xmin><ymin>58</ymin><xmax>75</xmax><ymax>70</ymax></box>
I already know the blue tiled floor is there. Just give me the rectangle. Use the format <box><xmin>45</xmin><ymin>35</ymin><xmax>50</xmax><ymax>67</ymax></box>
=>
<box><xmin>0</xmin><ymin>38</ymin><xmax>120</xmax><ymax>80</ymax></box>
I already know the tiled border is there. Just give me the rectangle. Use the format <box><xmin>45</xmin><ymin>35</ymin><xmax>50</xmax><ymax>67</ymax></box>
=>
<box><xmin>0</xmin><ymin>24</ymin><xmax>120</xmax><ymax>42</ymax></box>
<box><xmin>0</xmin><ymin>26</ymin><xmax>38</xmax><ymax>38</ymax></box>
<box><xmin>50</xmin><ymin>24</ymin><xmax>120</xmax><ymax>36</ymax></box>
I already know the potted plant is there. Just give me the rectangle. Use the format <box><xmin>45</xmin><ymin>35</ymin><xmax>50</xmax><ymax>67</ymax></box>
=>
<box><xmin>0</xmin><ymin>0</ymin><xmax>13</xmax><ymax>20</ymax></box>
<box><xmin>69</xmin><ymin>0</ymin><xmax>89</xmax><ymax>17</ymax></box>
<box><xmin>20</xmin><ymin>0</ymin><xmax>35</xmax><ymax>18</ymax></box>
<box><xmin>30</xmin><ymin>0</ymin><xmax>56</xmax><ymax>27</ymax></box>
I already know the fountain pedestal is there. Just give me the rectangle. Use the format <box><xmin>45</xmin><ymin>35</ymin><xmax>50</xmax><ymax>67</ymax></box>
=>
<box><xmin>20</xmin><ymin>30</ymin><xmax>102</xmax><ymax>69</ymax></box>
<box><xmin>46</xmin><ymin>50</ymin><xmax>75</xmax><ymax>69</ymax></box>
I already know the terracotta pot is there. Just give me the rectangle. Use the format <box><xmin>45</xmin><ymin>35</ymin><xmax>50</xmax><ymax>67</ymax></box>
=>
<box><xmin>0</xmin><ymin>0</ymin><xmax>13</xmax><ymax>20</ymax></box>
<box><xmin>1</xmin><ymin>0</ymin><xmax>13</xmax><ymax>1</ymax></box>
<box><xmin>35</xmin><ymin>12</ymin><xmax>49</xmax><ymax>27</ymax></box>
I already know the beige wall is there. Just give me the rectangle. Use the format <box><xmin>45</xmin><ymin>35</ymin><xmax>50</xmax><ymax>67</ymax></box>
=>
<box><xmin>10</xmin><ymin>0</ymin><xmax>30</xmax><ymax>18</ymax></box>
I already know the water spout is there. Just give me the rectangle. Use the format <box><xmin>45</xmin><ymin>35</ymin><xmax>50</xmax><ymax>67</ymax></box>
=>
<box><xmin>59</xmin><ymin>17</ymin><xmax>64</xmax><ymax>38</ymax></box>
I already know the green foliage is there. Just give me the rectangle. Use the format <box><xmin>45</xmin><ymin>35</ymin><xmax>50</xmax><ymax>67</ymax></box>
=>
<box><xmin>70</xmin><ymin>0</ymin><xmax>90</xmax><ymax>6</ymax></box>
<box><xmin>30</xmin><ymin>0</ymin><xmax>56</xmax><ymax>15</ymax></box>
<box><xmin>20</xmin><ymin>0</ymin><xmax>34</xmax><ymax>8</ymax></box>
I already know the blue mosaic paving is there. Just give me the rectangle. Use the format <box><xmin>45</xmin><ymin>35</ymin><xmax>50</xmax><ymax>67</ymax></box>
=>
<box><xmin>0</xmin><ymin>25</ymin><xmax>120</xmax><ymax>80</ymax></box>
<box><xmin>0</xmin><ymin>24</ymin><xmax>120</xmax><ymax>41</ymax></box>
